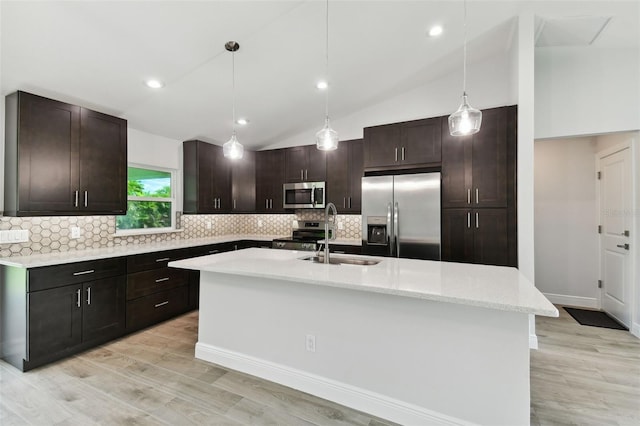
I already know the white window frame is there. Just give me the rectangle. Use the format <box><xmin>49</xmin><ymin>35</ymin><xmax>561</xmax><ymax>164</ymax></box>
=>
<box><xmin>114</xmin><ymin>163</ymin><xmax>179</xmax><ymax>236</ymax></box>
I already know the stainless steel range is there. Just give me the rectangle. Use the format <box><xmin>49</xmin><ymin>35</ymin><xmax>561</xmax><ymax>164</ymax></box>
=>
<box><xmin>272</xmin><ymin>221</ymin><xmax>330</xmax><ymax>251</ymax></box>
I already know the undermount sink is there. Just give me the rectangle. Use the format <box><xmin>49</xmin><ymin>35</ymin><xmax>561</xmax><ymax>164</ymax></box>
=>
<box><xmin>298</xmin><ymin>255</ymin><xmax>380</xmax><ymax>266</ymax></box>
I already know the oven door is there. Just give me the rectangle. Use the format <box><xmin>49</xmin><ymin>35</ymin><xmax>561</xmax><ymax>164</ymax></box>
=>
<box><xmin>283</xmin><ymin>182</ymin><xmax>325</xmax><ymax>209</ymax></box>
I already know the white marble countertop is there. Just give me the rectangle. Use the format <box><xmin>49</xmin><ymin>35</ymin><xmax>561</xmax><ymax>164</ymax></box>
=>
<box><xmin>0</xmin><ymin>234</ymin><xmax>284</xmax><ymax>268</ymax></box>
<box><xmin>169</xmin><ymin>248</ymin><xmax>558</xmax><ymax>317</ymax></box>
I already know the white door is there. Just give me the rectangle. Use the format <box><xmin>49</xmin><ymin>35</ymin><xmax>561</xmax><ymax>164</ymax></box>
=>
<box><xmin>599</xmin><ymin>147</ymin><xmax>632</xmax><ymax>327</ymax></box>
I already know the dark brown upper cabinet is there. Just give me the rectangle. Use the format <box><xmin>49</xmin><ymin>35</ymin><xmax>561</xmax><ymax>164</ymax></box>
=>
<box><xmin>3</xmin><ymin>91</ymin><xmax>127</xmax><ymax>216</ymax></box>
<box><xmin>284</xmin><ymin>145</ymin><xmax>326</xmax><ymax>182</ymax></box>
<box><xmin>183</xmin><ymin>140</ymin><xmax>231</xmax><ymax>214</ymax></box>
<box><xmin>326</xmin><ymin>139</ymin><xmax>363</xmax><ymax>213</ymax></box>
<box><xmin>441</xmin><ymin>106</ymin><xmax>516</xmax><ymax>209</ymax></box>
<box><xmin>255</xmin><ymin>149</ymin><xmax>286</xmax><ymax>213</ymax></box>
<box><xmin>363</xmin><ymin>117</ymin><xmax>442</xmax><ymax>171</ymax></box>
<box><xmin>231</xmin><ymin>150</ymin><xmax>256</xmax><ymax>213</ymax></box>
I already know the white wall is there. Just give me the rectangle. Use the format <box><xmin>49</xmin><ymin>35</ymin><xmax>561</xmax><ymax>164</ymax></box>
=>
<box><xmin>534</xmin><ymin>137</ymin><xmax>599</xmax><ymax>307</ymax></box>
<box><xmin>264</xmin><ymin>49</ymin><xmax>515</xmax><ymax>149</ymax></box>
<box><xmin>535</xmin><ymin>47</ymin><xmax>640</xmax><ymax>140</ymax></box>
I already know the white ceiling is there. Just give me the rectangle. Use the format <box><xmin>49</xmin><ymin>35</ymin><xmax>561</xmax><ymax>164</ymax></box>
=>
<box><xmin>2</xmin><ymin>1</ymin><xmax>638</xmax><ymax>149</ymax></box>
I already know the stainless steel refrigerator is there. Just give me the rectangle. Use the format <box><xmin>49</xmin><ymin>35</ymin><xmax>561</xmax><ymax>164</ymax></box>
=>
<box><xmin>361</xmin><ymin>173</ymin><xmax>441</xmax><ymax>260</ymax></box>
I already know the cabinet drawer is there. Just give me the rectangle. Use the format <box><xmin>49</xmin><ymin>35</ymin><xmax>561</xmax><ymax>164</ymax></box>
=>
<box><xmin>127</xmin><ymin>248</ymin><xmax>192</xmax><ymax>273</ymax></box>
<box><xmin>126</xmin><ymin>286</ymin><xmax>189</xmax><ymax>331</ymax></box>
<box><xmin>189</xmin><ymin>242</ymin><xmax>234</xmax><ymax>258</ymax></box>
<box><xmin>127</xmin><ymin>268</ymin><xmax>189</xmax><ymax>300</ymax></box>
<box><xmin>28</xmin><ymin>257</ymin><xmax>126</xmax><ymax>292</ymax></box>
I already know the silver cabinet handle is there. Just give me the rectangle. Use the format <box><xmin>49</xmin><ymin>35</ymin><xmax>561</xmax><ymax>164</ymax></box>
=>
<box><xmin>73</xmin><ymin>269</ymin><xmax>95</xmax><ymax>276</ymax></box>
<box><xmin>76</xmin><ymin>289</ymin><xmax>81</xmax><ymax>308</ymax></box>
<box><xmin>348</xmin><ymin>197</ymin><xmax>352</xmax><ymax>209</ymax></box>
<box><xmin>233</xmin><ymin>199</ymin><xmax>236</xmax><ymax>209</ymax></box>
<box><xmin>84</xmin><ymin>191</ymin><xmax>88</xmax><ymax>207</ymax></box>
<box><xmin>467</xmin><ymin>212</ymin><xmax>471</xmax><ymax>229</ymax></box>
<box><xmin>154</xmin><ymin>301</ymin><xmax>169</xmax><ymax>308</ymax></box>
<box><xmin>155</xmin><ymin>277</ymin><xmax>170</xmax><ymax>283</ymax></box>
<box><xmin>301</xmin><ymin>169</ymin><xmax>304</xmax><ymax>181</ymax></box>
<box><xmin>155</xmin><ymin>257</ymin><xmax>171</xmax><ymax>262</ymax></box>
<box><xmin>266</xmin><ymin>199</ymin><xmax>269</xmax><ymax>209</ymax></box>
<box><xmin>475</xmin><ymin>188</ymin><xmax>479</xmax><ymax>204</ymax></box>
<box><xmin>343</xmin><ymin>197</ymin><xmax>346</xmax><ymax>208</ymax></box>
<box><xmin>305</xmin><ymin>169</ymin><xmax>308</xmax><ymax>180</ymax></box>
<box><xmin>395</xmin><ymin>147</ymin><xmax>398</xmax><ymax>162</ymax></box>
<box><xmin>401</xmin><ymin>147</ymin><xmax>405</xmax><ymax>161</ymax></box>
<box><xmin>86</xmin><ymin>287</ymin><xmax>91</xmax><ymax>305</ymax></box>
<box><xmin>467</xmin><ymin>189</ymin><xmax>471</xmax><ymax>205</ymax></box>
<box><xmin>74</xmin><ymin>190</ymin><xmax>79</xmax><ymax>207</ymax></box>
<box><xmin>616</xmin><ymin>244</ymin><xmax>630</xmax><ymax>250</ymax></box>
<box><xmin>476</xmin><ymin>212</ymin><xmax>479</xmax><ymax>229</ymax></box>
<box><xmin>270</xmin><ymin>199</ymin><xmax>273</xmax><ymax>209</ymax></box>
<box><xmin>208</xmin><ymin>250</ymin><xmax>220</xmax><ymax>254</ymax></box>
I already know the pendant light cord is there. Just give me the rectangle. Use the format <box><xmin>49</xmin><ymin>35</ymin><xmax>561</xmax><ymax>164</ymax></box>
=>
<box><xmin>324</xmin><ymin>0</ymin><xmax>330</xmax><ymax>120</ymax></box>
<box><xmin>231</xmin><ymin>49</ymin><xmax>236</xmax><ymax>134</ymax></box>
<box><xmin>462</xmin><ymin>0</ymin><xmax>467</xmax><ymax>95</ymax></box>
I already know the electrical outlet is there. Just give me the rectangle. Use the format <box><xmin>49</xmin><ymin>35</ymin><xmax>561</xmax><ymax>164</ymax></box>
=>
<box><xmin>292</xmin><ymin>220</ymin><xmax>298</xmax><ymax>228</ymax></box>
<box><xmin>71</xmin><ymin>226</ymin><xmax>81</xmax><ymax>239</ymax></box>
<box><xmin>257</xmin><ymin>219</ymin><xmax>263</xmax><ymax>228</ymax></box>
<box><xmin>337</xmin><ymin>221</ymin><xmax>344</xmax><ymax>230</ymax></box>
<box><xmin>0</xmin><ymin>230</ymin><xmax>29</xmax><ymax>243</ymax></box>
<box><xmin>206</xmin><ymin>221</ymin><xmax>212</xmax><ymax>230</ymax></box>
<box><xmin>305</xmin><ymin>334</ymin><xmax>316</xmax><ymax>352</ymax></box>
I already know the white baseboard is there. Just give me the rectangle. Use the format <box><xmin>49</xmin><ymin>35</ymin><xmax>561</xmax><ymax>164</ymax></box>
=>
<box><xmin>543</xmin><ymin>293</ymin><xmax>599</xmax><ymax>309</ymax></box>
<box><xmin>195</xmin><ymin>342</ymin><xmax>476</xmax><ymax>426</ymax></box>
<box><xmin>632</xmin><ymin>322</ymin><xmax>640</xmax><ymax>339</ymax></box>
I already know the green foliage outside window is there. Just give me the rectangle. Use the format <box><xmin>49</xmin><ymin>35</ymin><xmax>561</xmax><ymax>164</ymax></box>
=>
<box><xmin>116</xmin><ymin>167</ymin><xmax>174</xmax><ymax>231</ymax></box>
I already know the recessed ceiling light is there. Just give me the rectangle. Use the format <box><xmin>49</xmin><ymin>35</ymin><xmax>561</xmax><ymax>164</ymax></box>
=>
<box><xmin>316</xmin><ymin>81</ymin><xmax>328</xmax><ymax>90</ymax></box>
<box><xmin>428</xmin><ymin>25</ymin><xmax>443</xmax><ymax>37</ymax></box>
<box><xmin>236</xmin><ymin>118</ymin><xmax>249</xmax><ymax>125</ymax></box>
<box><xmin>145</xmin><ymin>79</ymin><xmax>164</xmax><ymax>89</ymax></box>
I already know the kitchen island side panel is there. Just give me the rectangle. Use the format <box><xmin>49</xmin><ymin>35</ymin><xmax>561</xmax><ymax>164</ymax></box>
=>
<box><xmin>196</xmin><ymin>272</ymin><xmax>530</xmax><ymax>426</ymax></box>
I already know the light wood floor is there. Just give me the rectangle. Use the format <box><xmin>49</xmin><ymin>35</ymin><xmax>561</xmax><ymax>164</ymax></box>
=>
<box><xmin>1</xmin><ymin>307</ymin><xmax>638</xmax><ymax>425</ymax></box>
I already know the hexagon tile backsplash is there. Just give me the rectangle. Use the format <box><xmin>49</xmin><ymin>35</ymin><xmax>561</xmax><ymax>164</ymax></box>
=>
<box><xmin>0</xmin><ymin>212</ymin><xmax>362</xmax><ymax>258</ymax></box>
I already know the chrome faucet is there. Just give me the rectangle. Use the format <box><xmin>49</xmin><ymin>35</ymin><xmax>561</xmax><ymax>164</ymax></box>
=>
<box><xmin>324</xmin><ymin>202</ymin><xmax>337</xmax><ymax>264</ymax></box>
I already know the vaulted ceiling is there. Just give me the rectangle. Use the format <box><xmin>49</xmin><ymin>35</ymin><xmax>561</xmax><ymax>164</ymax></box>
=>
<box><xmin>2</xmin><ymin>1</ymin><xmax>638</xmax><ymax>149</ymax></box>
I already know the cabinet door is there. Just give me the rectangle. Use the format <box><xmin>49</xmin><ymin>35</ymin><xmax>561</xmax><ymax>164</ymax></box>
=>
<box><xmin>79</xmin><ymin>108</ymin><xmax>127</xmax><ymax>213</ymax></box>
<box><xmin>348</xmin><ymin>139</ymin><xmax>364</xmax><ymax>212</ymax></box>
<box><xmin>441</xmin><ymin>209</ymin><xmax>474</xmax><ymax>263</ymax></box>
<box><xmin>284</xmin><ymin>146</ymin><xmax>307</xmax><ymax>182</ymax></box>
<box><xmin>212</xmin><ymin>145</ymin><xmax>232</xmax><ymax>212</ymax></box>
<box><xmin>363</xmin><ymin>124</ymin><xmax>401</xmax><ymax>169</ymax></box>
<box><xmin>82</xmin><ymin>276</ymin><xmax>126</xmax><ymax>345</ymax></box>
<box><xmin>305</xmin><ymin>146</ymin><xmax>327</xmax><ymax>181</ymax></box>
<box><xmin>231</xmin><ymin>150</ymin><xmax>255</xmax><ymax>212</ymax></box>
<box><xmin>256</xmin><ymin>149</ymin><xmax>285</xmax><ymax>212</ymax></box>
<box><xmin>473</xmin><ymin>209</ymin><xmax>509</xmax><ymax>266</ymax></box>
<box><xmin>17</xmin><ymin>92</ymin><xmax>80</xmax><ymax>213</ymax></box>
<box><xmin>183</xmin><ymin>140</ymin><xmax>215</xmax><ymax>213</ymax></box>
<box><xmin>471</xmin><ymin>108</ymin><xmax>508</xmax><ymax>208</ymax></box>
<box><xmin>400</xmin><ymin>117</ymin><xmax>441</xmax><ymax>166</ymax></box>
<box><xmin>326</xmin><ymin>143</ymin><xmax>349</xmax><ymax>209</ymax></box>
<box><xmin>441</xmin><ymin>128</ymin><xmax>473</xmax><ymax>208</ymax></box>
<box><xmin>29</xmin><ymin>285</ymin><xmax>82</xmax><ymax>361</ymax></box>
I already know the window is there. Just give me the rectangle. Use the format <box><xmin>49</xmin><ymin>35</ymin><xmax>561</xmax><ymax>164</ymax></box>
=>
<box><xmin>116</xmin><ymin>165</ymin><xmax>176</xmax><ymax>233</ymax></box>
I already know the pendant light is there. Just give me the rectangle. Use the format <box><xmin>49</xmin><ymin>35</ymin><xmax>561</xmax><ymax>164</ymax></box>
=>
<box><xmin>448</xmin><ymin>0</ymin><xmax>482</xmax><ymax>136</ymax></box>
<box><xmin>223</xmin><ymin>41</ymin><xmax>244</xmax><ymax>160</ymax></box>
<box><xmin>315</xmin><ymin>0</ymin><xmax>338</xmax><ymax>151</ymax></box>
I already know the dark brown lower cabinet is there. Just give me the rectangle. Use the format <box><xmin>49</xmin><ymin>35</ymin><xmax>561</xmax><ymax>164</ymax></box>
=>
<box><xmin>442</xmin><ymin>208</ymin><xmax>512</xmax><ymax>267</ymax></box>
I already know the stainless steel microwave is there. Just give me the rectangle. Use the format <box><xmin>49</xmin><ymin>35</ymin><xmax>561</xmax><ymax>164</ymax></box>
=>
<box><xmin>283</xmin><ymin>182</ymin><xmax>326</xmax><ymax>209</ymax></box>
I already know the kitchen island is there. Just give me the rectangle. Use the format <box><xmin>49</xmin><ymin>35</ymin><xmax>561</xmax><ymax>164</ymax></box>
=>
<box><xmin>169</xmin><ymin>248</ymin><xmax>557</xmax><ymax>426</ymax></box>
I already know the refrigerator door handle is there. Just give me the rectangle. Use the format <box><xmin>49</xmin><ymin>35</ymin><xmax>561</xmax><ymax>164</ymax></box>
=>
<box><xmin>387</xmin><ymin>202</ymin><xmax>393</xmax><ymax>256</ymax></box>
<box><xmin>394</xmin><ymin>202</ymin><xmax>399</xmax><ymax>258</ymax></box>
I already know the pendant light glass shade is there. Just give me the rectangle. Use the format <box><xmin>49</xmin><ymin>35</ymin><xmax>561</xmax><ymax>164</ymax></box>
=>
<box><xmin>448</xmin><ymin>0</ymin><xmax>482</xmax><ymax>137</ymax></box>
<box><xmin>316</xmin><ymin>0</ymin><xmax>338</xmax><ymax>151</ymax></box>
<box><xmin>316</xmin><ymin>117</ymin><xmax>339</xmax><ymax>150</ymax></box>
<box><xmin>223</xmin><ymin>131</ymin><xmax>244</xmax><ymax>160</ymax></box>
<box><xmin>223</xmin><ymin>41</ymin><xmax>244</xmax><ymax>159</ymax></box>
<box><xmin>448</xmin><ymin>93</ymin><xmax>482</xmax><ymax>136</ymax></box>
